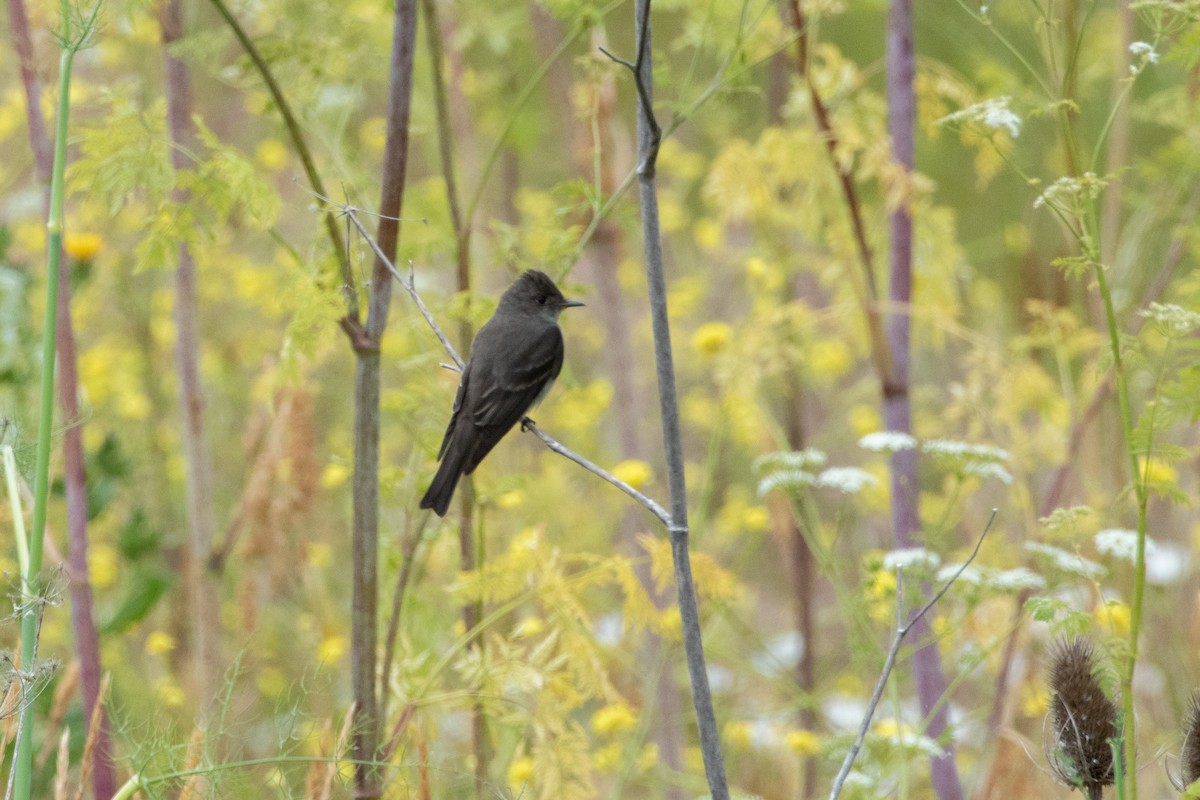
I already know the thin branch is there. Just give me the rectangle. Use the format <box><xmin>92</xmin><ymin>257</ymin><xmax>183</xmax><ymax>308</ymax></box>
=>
<box><xmin>829</xmin><ymin>510</ymin><xmax>996</xmax><ymax>800</ymax></box>
<box><xmin>523</xmin><ymin>422</ymin><xmax>671</xmax><ymax>526</ymax></box>
<box><xmin>614</xmin><ymin>1</ymin><xmax>730</xmax><ymax>795</ymax></box>
<box><xmin>318</xmin><ymin>196</ymin><xmax>676</xmax><ymax>528</ymax></box>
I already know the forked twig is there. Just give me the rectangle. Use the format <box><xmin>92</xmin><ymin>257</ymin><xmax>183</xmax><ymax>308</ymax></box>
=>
<box><xmin>311</xmin><ymin>191</ymin><xmax>672</xmax><ymax>526</ymax></box>
<box><xmin>829</xmin><ymin>509</ymin><xmax>997</xmax><ymax>800</ymax></box>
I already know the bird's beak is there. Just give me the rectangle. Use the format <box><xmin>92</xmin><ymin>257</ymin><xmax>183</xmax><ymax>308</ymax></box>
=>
<box><xmin>561</xmin><ymin>299</ymin><xmax>586</xmax><ymax>309</ymax></box>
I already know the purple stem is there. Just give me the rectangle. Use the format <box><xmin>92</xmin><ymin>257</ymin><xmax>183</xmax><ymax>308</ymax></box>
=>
<box><xmin>886</xmin><ymin>1</ymin><xmax>964</xmax><ymax>797</ymax></box>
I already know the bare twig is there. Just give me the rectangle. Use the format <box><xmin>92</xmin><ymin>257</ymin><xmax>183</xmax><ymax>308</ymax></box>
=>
<box><xmin>829</xmin><ymin>510</ymin><xmax>996</xmax><ymax>800</ymax></box>
<box><xmin>523</xmin><ymin>422</ymin><xmax>671</xmax><ymax>526</ymax></box>
<box><xmin>319</xmin><ymin>197</ymin><xmax>679</xmax><ymax>526</ymax></box>
<box><xmin>607</xmin><ymin>1</ymin><xmax>730</xmax><ymax>795</ymax></box>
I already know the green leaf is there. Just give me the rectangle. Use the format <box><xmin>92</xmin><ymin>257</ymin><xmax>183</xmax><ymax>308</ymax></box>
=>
<box><xmin>101</xmin><ymin>568</ymin><xmax>173</xmax><ymax>635</ymax></box>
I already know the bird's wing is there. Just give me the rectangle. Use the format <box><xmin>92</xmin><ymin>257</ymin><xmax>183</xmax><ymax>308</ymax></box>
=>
<box><xmin>471</xmin><ymin>325</ymin><xmax>564</xmax><ymax>429</ymax></box>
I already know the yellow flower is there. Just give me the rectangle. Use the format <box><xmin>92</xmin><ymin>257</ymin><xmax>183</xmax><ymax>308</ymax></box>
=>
<box><xmin>1094</xmin><ymin>601</ymin><xmax>1130</xmax><ymax>636</ymax></box>
<box><xmin>741</xmin><ymin>506</ymin><xmax>770</xmax><ymax>533</ymax></box>
<box><xmin>514</xmin><ymin>617</ymin><xmax>543</xmax><ymax>638</ymax></box>
<box><xmin>1021</xmin><ymin>683</ymin><xmax>1049</xmax><ymax>718</ymax></box>
<box><xmin>306</xmin><ymin>542</ymin><xmax>332</xmax><ymax>569</ymax></box>
<box><xmin>785</xmin><ymin>729</ymin><xmax>821</xmax><ymax>756</ymax></box>
<box><xmin>593</xmin><ymin>742</ymin><xmax>622</xmax><ymax>771</ymax></box>
<box><xmin>692</xmin><ymin>322</ymin><xmax>733</xmax><ymax>357</ymax></box>
<box><xmin>693</xmin><ymin>218</ymin><xmax>724</xmax><ymax>251</ymax></box>
<box><xmin>256</xmin><ymin>666</ymin><xmax>288</xmax><ymax>700</ymax></box>
<box><xmin>592</xmin><ymin>702</ymin><xmax>637</xmax><ymax>736</ymax></box>
<box><xmin>155</xmin><ymin>678</ymin><xmax>186</xmax><ymax>707</ymax></box>
<box><xmin>321</xmin><ymin>462</ymin><xmax>350</xmax><ymax>489</ymax></box>
<box><xmin>506</xmin><ymin>756</ymin><xmax>535</xmax><ymax>787</ymax></box>
<box><xmin>636</xmin><ymin>742</ymin><xmax>659</xmax><ymax>772</ymax></box>
<box><xmin>1139</xmin><ymin>456</ymin><xmax>1177</xmax><ymax>485</ymax></box>
<box><xmin>144</xmin><ymin>631</ymin><xmax>176</xmax><ymax>655</ymax></box>
<box><xmin>723</xmin><ymin>720</ymin><xmax>753</xmax><ymax>749</ymax></box>
<box><xmin>64</xmin><ymin>232</ymin><xmax>102</xmax><ymax>262</ymax></box>
<box><xmin>808</xmin><ymin>339</ymin><xmax>852</xmax><ymax>380</ymax></box>
<box><xmin>255</xmin><ymin>138</ymin><xmax>289</xmax><ymax>171</ymax></box>
<box><xmin>359</xmin><ymin>116</ymin><xmax>387</xmax><ymax>153</ymax></box>
<box><xmin>658</xmin><ymin>195</ymin><xmax>686</xmax><ymax>233</ymax></box>
<box><xmin>835</xmin><ymin>674</ymin><xmax>863</xmax><ymax>695</ymax></box>
<box><xmin>611</xmin><ymin>459</ymin><xmax>654</xmax><ymax>491</ymax></box>
<box><xmin>497</xmin><ymin>489</ymin><xmax>525</xmax><ymax>509</ymax></box>
<box><xmin>873</xmin><ymin>718</ymin><xmax>911</xmax><ymax>738</ymax></box>
<box><xmin>88</xmin><ymin>544</ymin><xmax>119</xmax><ymax>590</ymax></box>
<box><xmin>317</xmin><ymin>634</ymin><xmax>348</xmax><ymax>664</ymax></box>
<box><xmin>848</xmin><ymin>404</ymin><xmax>881</xmax><ymax>438</ymax></box>
<box><xmin>660</xmin><ymin>606</ymin><xmax>682</xmax><ymax>639</ymax></box>
<box><xmin>868</xmin><ymin>568</ymin><xmax>896</xmax><ymax>600</ymax></box>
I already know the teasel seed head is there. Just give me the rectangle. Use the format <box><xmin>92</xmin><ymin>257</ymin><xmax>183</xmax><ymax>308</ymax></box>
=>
<box><xmin>1046</xmin><ymin>637</ymin><xmax>1120</xmax><ymax>799</ymax></box>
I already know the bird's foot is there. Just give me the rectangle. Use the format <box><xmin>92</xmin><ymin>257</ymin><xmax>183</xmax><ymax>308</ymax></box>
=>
<box><xmin>520</xmin><ymin>416</ymin><xmax>536</xmax><ymax>432</ymax></box>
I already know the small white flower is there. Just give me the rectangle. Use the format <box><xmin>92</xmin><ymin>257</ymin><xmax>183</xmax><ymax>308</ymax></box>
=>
<box><xmin>934</xmin><ymin>564</ymin><xmax>1047</xmax><ymax>591</ymax></box>
<box><xmin>937</xmin><ymin>96</ymin><xmax>1022</xmax><ymax>138</ymax></box>
<box><xmin>1130</xmin><ymin>41</ymin><xmax>1160</xmax><ymax>63</ymax></box>
<box><xmin>753</xmin><ymin>448</ymin><xmax>828</xmax><ymax>473</ymax></box>
<box><xmin>989</xmin><ymin>567</ymin><xmax>1047</xmax><ymax>591</ymax></box>
<box><xmin>1025</xmin><ymin>542</ymin><xmax>1105</xmax><ymax>579</ymax></box>
<box><xmin>1146</xmin><ymin>542</ymin><xmax>1189</xmax><ymax>586</ymax></box>
<box><xmin>757</xmin><ymin>469</ymin><xmax>817</xmax><ymax>497</ymax></box>
<box><xmin>1094</xmin><ymin>529</ymin><xmax>1189</xmax><ymax>585</ymax></box>
<box><xmin>815</xmin><ymin>467</ymin><xmax>878</xmax><ymax>494</ymax></box>
<box><xmin>859</xmin><ymin>431</ymin><xmax>917</xmax><ymax>453</ymax></box>
<box><xmin>1094</xmin><ymin>528</ymin><xmax>1142</xmax><ymax>561</ymax></box>
<box><xmin>1033</xmin><ymin>173</ymin><xmax>1107</xmax><ymax>209</ymax></box>
<box><xmin>878</xmin><ymin>729</ymin><xmax>946</xmax><ymax>759</ymax></box>
<box><xmin>843</xmin><ymin>772</ymin><xmax>875</xmax><ymax>789</ymax></box>
<box><xmin>923</xmin><ymin>439</ymin><xmax>1010</xmax><ymax>462</ymax></box>
<box><xmin>883</xmin><ymin>547</ymin><xmax>942</xmax><ymax>573</ymax></box>
<box><xmin>964</xmin><ymin>461</ymin><xmax>1014</xmax><ymax>484</ymax></box>
<box><xmin>1139</xmin><ymin>302</ymin><xmax>1200</xmax><ymax>338</ymax></box>
<box><xmin>751</xmin><ymin>631</ymin><xmax>805</xmax><ymax>676</ymax></box>
<box><xmin>937</xmin><ymin>564</ymin><xmax>984</xmax><ymax>585</ymax></box>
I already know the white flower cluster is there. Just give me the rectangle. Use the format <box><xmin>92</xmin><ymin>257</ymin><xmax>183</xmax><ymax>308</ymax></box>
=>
<box><xmin>1129</xmin><ymin>41</ymin><xmax>1160</xmax><ymax>74</ymax></box>
<box><xmin>1139</xmin><ymin>301</ymin><xmax>1200</xmax><ymax>338</ymax></box>
<box><xmin>1094</xmin><ymin>528</ymin><xmax>1189</xmax><ymax>585</ymax></box>
<box><xmin>923</xmin><ymin>439</ymin><xmax>1010</xmax><ymax>462</ymax></box>
<box><xmin>1025</xmin><ymin>542</ymin><xmax>1105</xmax><ymax>579</ymax></box>
<box><xmin>814</xmin><ymin>467</ymin><xmax>879</xmax><ymax>494</ymax></box>
<box><xmin>859</xmin><ymin>431</ymin><xmax>917</xmax><ymax>453</ymax></box>
<box><xmin>935</xmin><ymin>563</ymin><xmax>1047</xmax><ymax>592</ymax></box>
<box><xmin>938</xmin><ymin>96</ymin><xmax>1022</xmax><ymax>138</ymax></box>
<box><xmin>883</xmin><ymin>547</ymin><xmax>941</xmax><ymax>573</ymax></box>
<box><xmin>1033</xmin><ymin>172</ymin><xmax>1107</xmax><ymax>210</ymax></box>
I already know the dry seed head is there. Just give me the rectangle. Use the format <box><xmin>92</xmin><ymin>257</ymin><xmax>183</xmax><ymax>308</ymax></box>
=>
<box><xmin>1046</xmin><ymin>637</ymin><xmax>1119</xmax><ymax>796</ymax></box>
<box><xmin>1179</xmin><ymin>690</ymin><xmax>1200</xmax><ymax>789</ymax></box>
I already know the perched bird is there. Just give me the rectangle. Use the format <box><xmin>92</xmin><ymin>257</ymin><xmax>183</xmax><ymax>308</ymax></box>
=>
<box><xmin>420</xmin><ymin>270</ymin><xmax>584</xmax><ymax>516</ymax></box>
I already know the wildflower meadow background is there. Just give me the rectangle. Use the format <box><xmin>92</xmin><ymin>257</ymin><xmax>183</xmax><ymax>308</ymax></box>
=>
<box><xmin>2</xmin><ymin>0</ymin><xmax>1200</xmax><ymax>798</ymax></box>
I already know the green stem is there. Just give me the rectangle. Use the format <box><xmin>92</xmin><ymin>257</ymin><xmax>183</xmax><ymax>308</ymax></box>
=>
<box><xmin>1093</xmin><ymin>261</ymin><xmax>1145</xmax><ymax>800</ymax></box>
<box><xmin>14</xmin><ymin>32</ymin><xmax>79</xmax><ymax>800</ymax></box>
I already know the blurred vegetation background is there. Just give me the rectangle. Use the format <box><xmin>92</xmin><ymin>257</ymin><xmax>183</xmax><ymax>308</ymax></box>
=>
<box><xmin>2</xmin><ymin>0</ymin><xmax>1200</xmax><ymax>797</ymax></box>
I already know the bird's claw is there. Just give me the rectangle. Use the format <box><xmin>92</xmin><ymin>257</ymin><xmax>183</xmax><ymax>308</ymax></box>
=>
<box><xmin>521</xmin><ymin>416</ymin><xmax>536</xmax><ymax>432</ymax></box>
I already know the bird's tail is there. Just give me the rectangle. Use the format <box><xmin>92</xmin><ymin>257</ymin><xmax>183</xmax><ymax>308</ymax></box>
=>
<box><xmin>419</xmin><ymin>429</ymin><xmax>473</xmax><ymax>517</ymax></box>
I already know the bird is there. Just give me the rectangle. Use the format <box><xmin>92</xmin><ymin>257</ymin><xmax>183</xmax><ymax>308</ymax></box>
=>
<box><xmin>419</xmin><ymin>270</ymin><xmax>584</xmax><ymax>516</ymax></box>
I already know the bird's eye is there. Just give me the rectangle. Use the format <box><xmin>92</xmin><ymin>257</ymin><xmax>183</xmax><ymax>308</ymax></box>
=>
<box><xmin>537</xmin><ymin>295</ymin><xmax>547</xmax><ymax>305</ymax></box>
